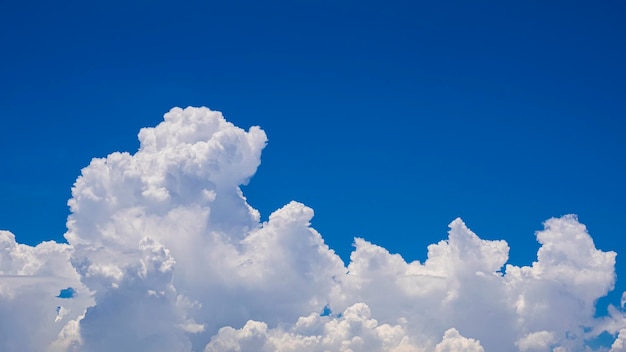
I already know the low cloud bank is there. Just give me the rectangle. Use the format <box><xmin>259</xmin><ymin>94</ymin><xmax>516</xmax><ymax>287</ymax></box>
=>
<box><xmin>1</xmin><ymin>107</ymin><xmax>624</xmax><ymax>351</ymax></box>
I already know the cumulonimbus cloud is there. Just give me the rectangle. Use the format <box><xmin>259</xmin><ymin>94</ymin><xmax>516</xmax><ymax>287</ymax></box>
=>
<box><xmin>1</xmin><ymin>106</ymin><xmax>625</xmax><ymax>351</ymax></box>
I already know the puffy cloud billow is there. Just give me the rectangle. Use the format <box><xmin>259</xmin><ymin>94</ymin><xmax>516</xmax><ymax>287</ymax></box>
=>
<box><xmin>1</xmin><ymin>106</ymin><xmax>625</xmax><ymax>351</ymax></box>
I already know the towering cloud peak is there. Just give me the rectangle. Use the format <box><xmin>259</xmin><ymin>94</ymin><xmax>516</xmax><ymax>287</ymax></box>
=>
<box><xmin>0</xmin><ymin>107</ymin><xmax>624</xmax><ymax>351</ymax></box>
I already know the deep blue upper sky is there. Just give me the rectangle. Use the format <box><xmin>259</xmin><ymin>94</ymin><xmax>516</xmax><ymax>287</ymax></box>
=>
<box><xmin>1</xmin><ymin>1</ymin><xmax>625</xmax><ymax>306</ymax></box>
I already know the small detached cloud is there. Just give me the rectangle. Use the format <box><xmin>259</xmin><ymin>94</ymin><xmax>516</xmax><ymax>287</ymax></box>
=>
<box><xmin>1</xmin><ymin>106</ymin><xmax>625</xmax><ymax>351</ymax></box>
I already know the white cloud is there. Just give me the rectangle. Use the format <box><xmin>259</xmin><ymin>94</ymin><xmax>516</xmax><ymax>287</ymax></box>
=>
<box><xmin>0</xmin><ymin>231</ymin><xmax>90</xmax><ymax>352</ymax></box>
<box><xmin>515</xmin><ymin>331</ymin><xmax>556</xmax><ymax>351</ymax></box>
<box><xmin>434</xmin><ymin>328</ymin><xmax>484</xmax><ymax>352</ymax></box>
<box><xmin>611</xmin><ymin>329</ymin><xmax>626</xmax><ymax>352</ymax></box>
<box><xmin>205</xmin><ymin>303</ymin><xmax>423</xmax><ymax>352</ymax></box>
<box><xmin>1</xmin><ymin>106</ymin><xmax>625</xmax><ymax>351</ymax></box>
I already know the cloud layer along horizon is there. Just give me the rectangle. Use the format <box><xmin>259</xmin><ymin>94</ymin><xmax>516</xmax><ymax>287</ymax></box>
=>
<box><xmin>1</xmin><ymin>107</ymin><xmax>625</xmax><ymax>351</ymax></box>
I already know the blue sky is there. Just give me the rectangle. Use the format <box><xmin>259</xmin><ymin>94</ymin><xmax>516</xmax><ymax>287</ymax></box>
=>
<box><xmin>2</xmin><ymin>0</ymin><xmax>625</xmax><ymax>312</ymax></box>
